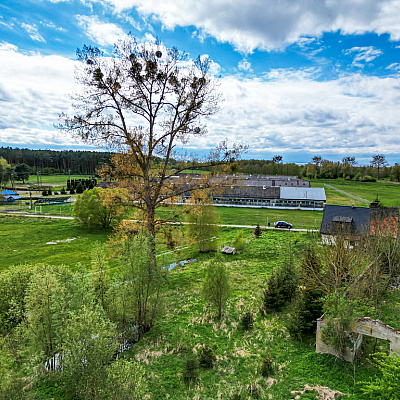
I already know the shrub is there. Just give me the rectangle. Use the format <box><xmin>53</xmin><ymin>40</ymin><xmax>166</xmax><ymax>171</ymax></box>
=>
<box><xmin>254</xmin><ymin>224</ymin><xmax>262</xmax><ymax>238</ymax></box>
<box><xmin>47</xmin><ymin>188</ymin><xmax>52</xmax><ymax>195</ymax></box>
<box><xmin>260</xmin><ymin>354</ymin><xmax>274</xmax><ymax>377</ymax></box>
<box><xmin>183</xmin><ymin>355</ymin><xmax>199</xmax><ymax>383</ymax></box>
<box><xmin>60</xmin><ymin>187</ymin><xmax>67</xmax><ymax>195</ymax></box>
<box><xmin>76</xmin><ymin>182</ymin><xmax>84</xmax><ymax>194</ymax></box>
<box><xmin>42</xmin><ymin>190</ymin><xmax>48</xmax><ymax>196</ymax></box>
<box><xmin>360</xmin><ymin>175</ymin><xmax>376</xmax><ymax>182</ymax></box>
<box><xmin>240</xmin><ymin>312</ymin><xmax>254</xmax><ymax>331</ymax></box>
<box><xmin>69</xmin><ymin>188</ymin><xmax>75</xmax><ymax>194</ymax></box>
<box><xmin>261</xmin><ymin>271</ymin><xmax>284</xmax><ymax>312</ymax></box>
<box><xmin>198</xmin><ymin>344</ymin><xmax>217</xmax><ymax>369</ymax></box>
<box><xmin>233</xmin><ymin>230</ymin><xmax>247</xmax><ymax>251</ymax></box>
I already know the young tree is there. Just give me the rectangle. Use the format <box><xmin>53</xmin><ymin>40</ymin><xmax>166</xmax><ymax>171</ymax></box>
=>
<box><xmin>73</xmin><ymin>187</ymin><xmax>127</xmax><ymax>228</ymax></box>
<box><xmin>370</xmin><ymin>154</ymin><xmax>387</xmax><ymax>180</ymax></box>
<box><xmin>108</xmin><ymin>231</ymin><xmax>165</xmax><ymax>336</ymax></box>
<box><xmin>61</xmin><ymin>305</ymin><xmax>118</xmax><ymax>399</ymax></box>
<box><xmin>59</xmin><ymin>36</ymin><xmax>244</xmax><ymax>269</ymax></box>
<box><xmin>185</xmin><ymin>190</ymin><xmax>219</xmax><ymax>252</ymax></box>
<box><xmin>202</xmin><ymin>256</ymin><xmax>230</xmax><ymax>318</ymax></box>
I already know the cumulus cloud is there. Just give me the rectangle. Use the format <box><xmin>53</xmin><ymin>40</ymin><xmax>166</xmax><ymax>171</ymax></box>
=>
<box><xmin>184</xmin><ymin>71</ymin><xmax>400</xmax><ymax>161</ymax></box>
<box><xmin>2</xmin><ymin>42</ymin><xmax>400</xmax><ymax>162</ymax></box>
<box><xmin>21</xmin><ymin>23</ymin><xmax>46</xmax><ymax>42</ymax></box>
<box><xmin>0</xmin><ymin>42</ymin><xmax>78</xmax><ymax>147</ymax></box>
<box><xmin>76</xmin><ymin>15</ymin><xmax>127</xmax><ymax>47</ymax></box>
<box><xmin>99</xmin><ymin>0</ymin><xmax>400</xmax><ymax>53</ymax></box>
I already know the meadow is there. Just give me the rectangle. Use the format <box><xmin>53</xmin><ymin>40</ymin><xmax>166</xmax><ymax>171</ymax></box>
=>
<box><xmin>2</xmin><ymin>177</ymin><xmax>400</xmax><ymax>399</ymax></box>
<box><xmin>310</xmin><ymin>178</ymin><xmax>400</xmax><ymax>207</ymax></box>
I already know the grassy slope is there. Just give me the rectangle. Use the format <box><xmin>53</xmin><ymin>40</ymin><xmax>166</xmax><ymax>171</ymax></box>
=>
<box><xmin>124</xmin><ymin>231</ymin><xmax>376</xmax><ymax>399</ymax></box>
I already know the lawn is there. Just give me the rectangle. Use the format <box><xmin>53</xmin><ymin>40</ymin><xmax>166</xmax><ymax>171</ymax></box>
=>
<box><xmin>0</xmin><ymin>215</ymin><xmax>113</xmax><ymax>271</ymax></box>
<box><xmin>310</xmin><ymin>178</ymin><xmax>400</xmax><ymax>207</ymax></box>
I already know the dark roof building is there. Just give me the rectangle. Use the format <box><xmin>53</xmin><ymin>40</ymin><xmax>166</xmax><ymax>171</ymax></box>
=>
<box><xmin>320</xmin><ymin>203</ymin><xmax>399</xmax><ymax>238</ymax></box>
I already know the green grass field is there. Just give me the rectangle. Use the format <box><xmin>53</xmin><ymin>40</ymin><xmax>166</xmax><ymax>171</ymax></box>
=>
<box><xmin>2</xmin><ymin>208</ymin><xmax>398</xmax><ymax>399</ymax></box>
<box><xmin>311</xmin><ymin>178</ymin><xmax>400</xmax><ymax>207</ymax></box>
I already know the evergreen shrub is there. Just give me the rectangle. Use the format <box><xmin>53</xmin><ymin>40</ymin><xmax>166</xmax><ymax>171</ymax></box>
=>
<box><xmin>240</xmin><ymin>311</ymin><xmax>254</xmax><ymax>331</ymax></box>
<box><xmin>260</xmin><ymin>354</ymin><xmax>274</xmax><ymax>377</ymax></box>
<box><xmin>198</xmin><ymin>344</ymin><xmax>217</xmax><ymax>368</ymax></box>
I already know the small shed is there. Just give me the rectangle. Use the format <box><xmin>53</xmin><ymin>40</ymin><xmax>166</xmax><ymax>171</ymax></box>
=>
<box><xmin>0</xmin><ymin>190</ymin><xmax>21</xmax><ymax>203</ymax></box>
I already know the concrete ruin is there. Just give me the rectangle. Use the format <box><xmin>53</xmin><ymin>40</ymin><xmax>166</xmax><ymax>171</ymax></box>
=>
<box><xmin>316</xmin><ymin>316</ymin><xmax>400</xmax><ymax>363</ymax></box>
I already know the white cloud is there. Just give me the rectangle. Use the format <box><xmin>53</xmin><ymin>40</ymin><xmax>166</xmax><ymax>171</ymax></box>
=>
<box><xmin>238</xmin><ymin>59</ymin><xmax>252</xmax><ymax>72</ymax></box>
<box><xmin>2</xmin><ymin>42</ymin><xmax>400</xmax><ymax>161</ymax></box>
<box><xmin>76</xmin><ymin>15</ymin><xmax>127</xmax><ymax>47</ymax></box>
<box><xmin>21</xmin><ymin>23</ymin><xmax>46</xmax><ymax>42</ymax></box>
<box><xmin>98</xmin><ymin>0</ymin><xmax>400</xmax><ymax>53</ymax></box>
<box><xmin>184</xmin><ymin>71</ymin><xmax>400</xmax><ymax>160</ymax></box>
<box><xmin>0</xmin><ymin>42</ymin><xmax>78</xmax><ymax>147</ymax></box>
<box><xmin>343</xmin><ymin>46</ymin><xmax>383</xmax><ymax>67</ymax></box>
<box><xmin>386</xmin><ymin>63</ymin><xmax>400</xmax><ymax>71</ymax></box>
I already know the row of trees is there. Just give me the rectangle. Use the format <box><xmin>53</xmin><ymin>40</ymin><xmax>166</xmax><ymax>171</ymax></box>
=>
<box><xmin>0</xmin><ymin>147</ymin><xmax>113</xmax><ymax>175</ymax></box>
<box><xmin>236</xmin><ymin>155</ymin><xmax>399</xmax><ymax>181</ymax></box>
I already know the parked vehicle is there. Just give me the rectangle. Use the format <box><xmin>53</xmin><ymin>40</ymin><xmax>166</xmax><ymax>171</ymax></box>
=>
<box><xmin>274</xmin><ymin>221</ymin><xmax>292</xmax><ymax>229</ymax></box>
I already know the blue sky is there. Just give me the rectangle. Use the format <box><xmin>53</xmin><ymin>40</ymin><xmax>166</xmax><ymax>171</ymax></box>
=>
<box><xmin>2</xmin><ymin>0</ymin><xmax>400</xmax><ymax>165</ymax></box>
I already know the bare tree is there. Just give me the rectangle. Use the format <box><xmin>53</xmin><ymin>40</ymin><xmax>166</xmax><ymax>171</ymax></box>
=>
<box><xmin>59</xmin><ymin>36</ymin><xmax>244</xmax><ymax>262</ymax></box>
<box><xmin>371</xmin><ymin>155</ymin><xmax>387</xmax><ymax>180</ymax></box>
<box><xmin>342</xmin><ymin>156</ymin><xmax>356</xmax><ymax>166</ymax></box>
<box><xmin>272</xmin><ymin>155</ymin><xmax>282</xmax><ymax>163</ymax></box>
<box><xmin>312</xmin><ymin>156</ymin><xmax>322</xmax><ymax>166</ymax></box>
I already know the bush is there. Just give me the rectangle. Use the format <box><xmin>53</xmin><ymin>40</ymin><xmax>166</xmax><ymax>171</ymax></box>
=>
<box><xmin>198</xmin><ymin>344</ymin><xmax>217</xmax><ymax>368</ymax></box>
<box><xmin>60</xmin><ymin>187</ymin><xmax>67</xmax><ymax>195</ymax></box>
<box><xmin>76</xmin><ymin>182</ymin><xmax>84</xmax><ymax>194</ymax></box>
<box><xmin>42</xmin><ymin>190</ymin><xmax>48</xmax><ymax>196</ymax></box>
<box><xmin>360</xmin><ymin>175</ymin><xmax>376</xmax><ymax>182</ymax></box>
<box><xmin>47</xmin><ymin>188</ymin><xmax>52</xmax><ymax>196</ymax></box>
<box><xmin>254</xmin><ymin>224</ymin><xmax>262</xmax><ymax>238</ymax></box>
<box><xmin>233</xmin><ymin>230</ymin><xmax>247</xmax><ymax>251</ymax></box>
<box><xmin>261</xmin><ymin>271</ymin><xmax>284</xmax><ymax>312</ymax></box>
<box><xmin>183</xmin><ymin>355</ymin><xmax>199</xmax><ymax>383</ymax></box>
<box><xmin>69</xmin><ymin>188</ymin><xmax>75</xmax><ymax>195</ymax></box>
<box><xmin>240</xmin><ymin>312</ymin><xmax>254</xmax><ymax>331</ymax></box>
<box><xmin>260</xmin><ymin>354</ymin><xmax>274</xmax><ymax>377</ymax></box>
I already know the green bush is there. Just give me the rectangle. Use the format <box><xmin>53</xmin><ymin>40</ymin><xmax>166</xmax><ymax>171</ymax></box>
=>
<box><xmin>260</xmin><ymin>354</ymin><xmax>274</xmax><ymax>377</ymax></box>
<box><xmin>42</xmin><ymin>190</ymin><xmax>47</xmax><ymax>196</ymax></box>
<box><xmin>76</xmin><ymin>182</ymin><xmax>84</xmax><ymax>194</ymax></box>
<box><xmin>183</xmin><ymin>355</ymin><xmax>199</xmax><ymax>383</ymax></box>
<box><xmin>254</xmin><ymin>224</ymin><xmax>262</xmax><ymax>238</ymax></box>
<box><xmin>360</xmin><ymin>175</ymin><xmax>376</xmax><ymax>182</ymax></box>
<box><xmin>240</xmin><ymin>311</ymin><xmax>254</xmax><ymax>331</ymax></box>
<box><xmin>198</xmin><ymin>344</ymin><xmax>217</xmax><ymax>368</ymax></box>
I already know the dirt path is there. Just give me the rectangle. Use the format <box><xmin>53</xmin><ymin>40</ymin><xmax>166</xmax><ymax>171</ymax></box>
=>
<box><xmin>324</xmin><ymin>183</ymin><xmax>369</xmax><ymax>204</ymax></box>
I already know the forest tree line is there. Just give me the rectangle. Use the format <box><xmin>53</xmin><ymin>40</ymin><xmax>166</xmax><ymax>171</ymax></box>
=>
<box><xmin>0</xmin><ymin>147</ymin><xmax>113</xmax><ymax>175</ymax></box>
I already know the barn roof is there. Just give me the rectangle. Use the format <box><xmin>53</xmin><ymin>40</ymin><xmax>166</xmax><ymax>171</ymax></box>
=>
<box><xmin>280</xmin><ymin>187</ymin><xmax>326</xmax><ymax>201</ymax></box>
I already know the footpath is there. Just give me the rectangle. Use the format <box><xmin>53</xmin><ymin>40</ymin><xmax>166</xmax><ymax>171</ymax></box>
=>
<box><xmin>0</xmin><ymin>211</ymin><xmax>318</xmax><ymax>232</ymax></box>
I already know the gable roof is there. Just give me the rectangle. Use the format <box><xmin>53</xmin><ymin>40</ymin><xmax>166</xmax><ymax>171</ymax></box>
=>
<box><xmin>320</xmin><ymin>204</ymin><xmax>370</xmax><ymax>236</ymax></box>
